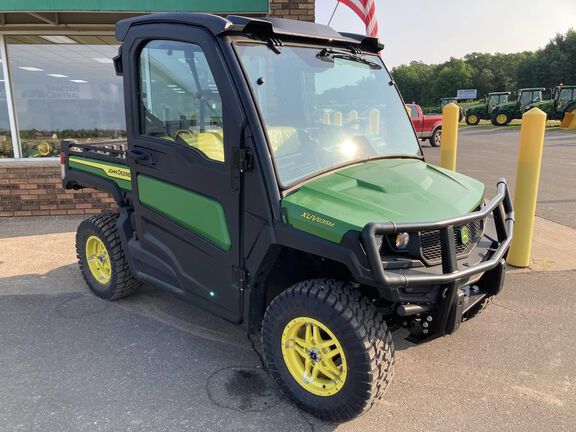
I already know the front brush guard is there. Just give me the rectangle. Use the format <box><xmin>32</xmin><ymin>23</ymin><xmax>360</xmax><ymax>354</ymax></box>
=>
<box><xmin>361</xmin><ymin>178</ymin><xmax>515</xmax><ymax>339</ymax></box>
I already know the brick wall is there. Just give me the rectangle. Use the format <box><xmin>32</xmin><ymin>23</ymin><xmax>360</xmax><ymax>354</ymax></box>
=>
<box><xmin>0</xmin><ymin>163</ymin><xmax>117</xmax><ymax>217</ymax></box>
<box><xmin>269</xmin><ymin>0</ymin><xmax>315</xmax><ymax>21</ymax></box>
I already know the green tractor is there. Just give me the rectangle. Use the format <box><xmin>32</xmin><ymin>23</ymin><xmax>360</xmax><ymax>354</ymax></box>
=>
<box><xmin>526</xmin><ymin>85</ymin><xmax>576</xmax><ymax>120</ymax></box>
<box><xmin>490</xmin><ymin>88</ymin><xmax>545</xmax><ymax>126</ymax></box>
<box><xmin>440</xmin><ymin>97</ymin><xmax>457</xmax><ymax>108</ymax></box>
<box><xmin>438</xmin><ymin>97</ymin><xmax>463</xmax><ymax>121</ymax></box>
<box><xmin>464</xmin><ymin>92</ymin><xmax>511</xmax><ymax>125</ymax></box>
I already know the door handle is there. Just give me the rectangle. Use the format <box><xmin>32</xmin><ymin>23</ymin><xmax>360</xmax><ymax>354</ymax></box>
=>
<box><xmin>127</xmin><ymin>149</ymin><xmax>155</xmax><ymax>165</ymax></box>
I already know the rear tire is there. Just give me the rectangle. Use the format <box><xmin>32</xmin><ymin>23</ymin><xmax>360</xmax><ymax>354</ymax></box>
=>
<box><xmin>429</xmin><ymin>127</ymin><xmax>442</xmax><ymax>147</ymax></box>
<box><xmin>262</xmin><ymin>279</ymin><xmax>394</xmax><ymax>422</ymax></box>
<box><xmin>76</xmin><ymin>213</ymin><xmax>141</xmax><ymax>300</ymax></box>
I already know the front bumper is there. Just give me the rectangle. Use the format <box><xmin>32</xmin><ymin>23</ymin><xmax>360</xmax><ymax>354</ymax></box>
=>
<box><xmin>361</xmin><ymin>179</ymin><xmax>514</xmax><ymax>340</ymax></box>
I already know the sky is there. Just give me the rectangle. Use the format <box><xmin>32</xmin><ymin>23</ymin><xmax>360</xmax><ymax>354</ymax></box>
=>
<box><xmin>315</xmin><ymin>0</ymin><xmax>576</xmax><ymax>68</ymax></box>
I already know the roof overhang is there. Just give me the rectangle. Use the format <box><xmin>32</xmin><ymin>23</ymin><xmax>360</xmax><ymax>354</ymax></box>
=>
<box><xmin>116</xmin><ymin>13</ymin><xmax>384</xmax><ymax>53</ymax></box>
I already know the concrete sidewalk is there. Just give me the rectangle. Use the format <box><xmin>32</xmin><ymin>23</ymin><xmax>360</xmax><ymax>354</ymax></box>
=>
<box><xmin>521</xmin><ymin>216</ymin><xmax>576</xmax><ymax>272</ymax></box>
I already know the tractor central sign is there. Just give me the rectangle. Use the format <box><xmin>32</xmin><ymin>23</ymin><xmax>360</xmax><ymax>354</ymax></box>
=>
<box><xmin>457</xmin><ymin>89</ymin><xmax>478</xmax><ymax>100</ymax></box>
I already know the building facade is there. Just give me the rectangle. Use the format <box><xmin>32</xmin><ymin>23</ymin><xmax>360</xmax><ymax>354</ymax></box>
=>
<box><xmin>0</xmin><ymin>0</ymin><xmax>314</xmax><ymax>216</ymax></box>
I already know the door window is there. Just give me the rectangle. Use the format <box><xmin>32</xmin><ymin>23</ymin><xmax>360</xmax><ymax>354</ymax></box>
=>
<box><xmin>139</xmin><ymin>40</ymin><xmax>224</xmax><ymax>162</ymax></box>
<box><xmin>558</xmin><ymin>88</ymin><xmax>573</xmax><ymax>111</ymax></box>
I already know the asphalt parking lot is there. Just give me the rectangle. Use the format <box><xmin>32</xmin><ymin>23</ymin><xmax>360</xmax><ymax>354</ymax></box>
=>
<box><xmin>423</xmin><ymin>128</ymin><xmax>576</xmax><ymax>229</ymax></box>
<box><xmin>0</xmin><ymin>128</ymin><xmax>575</xmax><ymax>431</ymax></box>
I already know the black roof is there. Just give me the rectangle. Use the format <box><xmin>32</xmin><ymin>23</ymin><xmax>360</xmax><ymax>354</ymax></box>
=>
<box><xmin>116</xmin><ymin>12</ymin><xmax>383</xmax><ymax>52</ymax></box>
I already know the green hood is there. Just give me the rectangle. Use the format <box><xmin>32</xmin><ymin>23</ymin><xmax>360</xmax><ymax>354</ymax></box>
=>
<box><xmin>282</xmin><ymin>159</ymin><xmax>485</xmax><ymax>243</ymax></box>
<box><xmin>466</xmin><ymin>102</ymin><xmax>486</xmax><ymax>114</ymax></box>
<box><xmin>495</xmin><ymin>101</ymin><xmax>517</xmax><ymax>111</ymax></box>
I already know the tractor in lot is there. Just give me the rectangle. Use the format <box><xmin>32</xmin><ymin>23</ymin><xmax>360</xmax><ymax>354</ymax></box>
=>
<box><xmin>437</xmin><ymin>97</ymin><xmax>463</xmax><ymax>121</ymax></box>
<box><xmin>526</xmin><ymin>85</ymin><xmax>576</xmax><ymax>120</ymax></box>
<box><xmin>491</xmin><ymin>88</ymin><xmax>545</xmax><ymax>126</ymax></box>
<box><xmin>61</xmin><ymin>13</ymin><xmax>514</xmax><ymax>422</ymax></box>
<box><xmin>464</xmin><ymin>92</ymin><xmax>511</xmax><ymax>125</ymax></box>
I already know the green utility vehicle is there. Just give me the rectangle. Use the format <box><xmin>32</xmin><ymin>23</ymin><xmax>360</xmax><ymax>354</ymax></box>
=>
<box><xmin>61</xmin><ymin>13</ymin><xmax>514</xmax><ymax>422</ymax></box>
<box><xmin>527</xmin><ymin>85</ymin><xmax>576</xmax><ymax>120</ymax></box>
<box><xmin>464</xmin><ymin>92</ymin><xmax>511</xmax><ymax>125</ymax></box>
<box><xmin>491</xmin><ymin>87</ymin><xmax>545</xmax><ymax>126</ymax></box>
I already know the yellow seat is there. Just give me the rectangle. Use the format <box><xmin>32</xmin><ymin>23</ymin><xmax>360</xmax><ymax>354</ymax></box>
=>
<box><xmin>266</xmin><ymin>126</ymin><xmax>299</xmax><ymax>155</ymax></box>
<box><xmin>176</xmin><ymin>131</ymin><xmax>225</xmax><ymax>162</ymax></box>
<box><xmin>193</xmin><ymin>132</ymin><xmax>224</xmax><ymax>162</ymax></box>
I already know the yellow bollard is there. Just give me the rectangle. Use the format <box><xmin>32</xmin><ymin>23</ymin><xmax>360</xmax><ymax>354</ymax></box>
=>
<box><xmin>322</xmin><ymin>111</ymin><xmax>331</xmax><ymax>125</ymax></box>
<box><xmin>333</xmin><ymin>111</ymin><xmax>343</xmax><ymax>127</ymax></box>
<box><xmin>348</xmin><ymin>110</ymin><xmax>358</xmax><ymax>129</ymax></box>
<box><xmin>368</xmin><ymin>108</ymin><xmax>380</xmax><ymax>135</ymax></box>
<box><xmin>507</xmin><ymin>108</ymin><xmax>547</xmax><ymax>267</ymax></box>
<box><xmin>439</xmin><ymin>103</ymin><xmax>460</xmax><ymax>171</ymax></box>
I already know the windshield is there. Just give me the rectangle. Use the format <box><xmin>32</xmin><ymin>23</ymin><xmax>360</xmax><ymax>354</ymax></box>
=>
<box><xmin>235</xmin><ymin>43</ymin><xmax>421</xmax><ymax>187</ymax></box>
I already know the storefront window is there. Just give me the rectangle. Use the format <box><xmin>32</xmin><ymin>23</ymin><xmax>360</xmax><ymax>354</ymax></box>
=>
<box><xmin>6</xmin><ymin>35</ymin><xmax>125</xmax><ymax>158</ymax></box>
<box><xmin>0</xmin><ymin>54</ymin><xmax>13</xmax><ymax>158</ymax></box>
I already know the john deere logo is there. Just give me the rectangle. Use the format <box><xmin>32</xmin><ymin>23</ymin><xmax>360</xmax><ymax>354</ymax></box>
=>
<box><xmin>460</xmin><ymin>226</ymin><xmax>470</xmax><ymax>244</ymax></box>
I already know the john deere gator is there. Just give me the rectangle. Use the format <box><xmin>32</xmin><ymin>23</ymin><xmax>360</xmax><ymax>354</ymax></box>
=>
<box><xmin>60</xmin><ymin>13</ymin><xmax>514</xmax><ymax>422</ymax></box>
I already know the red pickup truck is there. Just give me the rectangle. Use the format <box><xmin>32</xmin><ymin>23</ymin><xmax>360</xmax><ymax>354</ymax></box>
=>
<box><xmin>407</xmin><ymin>104</ymin><xmax>443</xmax><ymax>147</ymax></box>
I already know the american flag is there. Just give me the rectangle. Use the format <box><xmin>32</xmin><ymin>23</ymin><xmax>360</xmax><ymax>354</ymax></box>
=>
<box><xmin>337</xmin><ymin>0</ymin><xmax>379</xmax><ymax>38</ymax></box>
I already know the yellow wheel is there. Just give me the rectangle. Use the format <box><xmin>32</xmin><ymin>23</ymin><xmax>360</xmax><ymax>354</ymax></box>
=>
<box><xmin>493</xmin><ymin>112</ymin><xmax>510</xmax><ymax>126</ymax></box>
<box><xmin>466</xmin><ymin>113</ymin><xmax>480</xmax><ymax>126</ymax></box>
<box><xmin>77</xmin><ymin>213</ymin><xmax>141</xmax><ymax>300</ymax></box>
<box><xmin>281</xmin><ymin>317</ymin><xmax>347</xmax><ymax>397</ymax></box>
<box><xmin>85</xmin><ymin>235</ymin><xmax>112</xmax><ymax>284</ymax></box>
<box><xmin>262</xmin><ymin>279</ymin><xmax>395</xmax><ymax>422</ymax></box>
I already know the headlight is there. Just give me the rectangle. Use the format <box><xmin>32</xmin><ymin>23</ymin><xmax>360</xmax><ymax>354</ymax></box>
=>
<box><xmin>394</xmin><ymin>232</ymin><xmax>410</xmax><ymax>249</ymax></box>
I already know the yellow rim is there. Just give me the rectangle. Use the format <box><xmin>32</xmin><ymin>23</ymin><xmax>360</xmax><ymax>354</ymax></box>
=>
<box><xmin>85</xmin><ymin>235</ymin><xmax>112</xmax><ymax>284</ymax></box>
<box><xmin>468</xmin><ymin>114</ymin><xmax>478</xmax><ymax>124</ymax></box>
<box><xmin>281</xmin><ymin>317</ymin><xmax>347</xmax><ymax>397</ymax></box>
<box><xmin>496</xmin><ymin>113</ymin><xmax>507</xmax><ymax>124</ymax></box>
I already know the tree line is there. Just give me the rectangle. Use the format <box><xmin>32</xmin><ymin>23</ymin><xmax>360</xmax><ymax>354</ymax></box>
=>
<box><xmin>391</xmin><ymin>29</ymin><xmax>576</xmax><ymax>107</ymax></box>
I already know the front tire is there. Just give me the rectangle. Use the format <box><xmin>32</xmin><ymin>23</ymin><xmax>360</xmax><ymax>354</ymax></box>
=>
<box><xmin>465</xmin><ymin>113</ymin><xmax>480</xmax><ymax>125</ymax></box>
<box><xmin>429</xmin><ymin>127</ymin><xmax>442</xmax><ymax>147</ymax></box>
<box><xmin>262</xmin><ymin>279</ymin><xmax>395</xmax><ymax>422</ymax></box>
<box><xmin>76</xmin><ymin>213</ymin><xmax>141</xmax><ymax>300</ymax></box>
<box><xmin>492</xmin><ymin>111</ymin><xmax>511</xmax><ymax>126</ymax></box>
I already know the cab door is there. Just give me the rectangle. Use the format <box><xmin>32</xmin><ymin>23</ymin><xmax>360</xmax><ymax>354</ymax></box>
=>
<box><xmin>409</xmin><ymin>105</ymin><xmax>423</xmax><ymax>137</ymax></box>
<box><xmin>121</xmin><ymin>26</ymin><xmax>244</xmax><ymax>322</ymax></box>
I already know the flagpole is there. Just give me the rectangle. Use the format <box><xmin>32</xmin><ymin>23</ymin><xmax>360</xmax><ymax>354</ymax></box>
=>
<box><xmin>327</xmin><ymin>1</ymin><xmax>340</xmax><ymax>26</ymax></box>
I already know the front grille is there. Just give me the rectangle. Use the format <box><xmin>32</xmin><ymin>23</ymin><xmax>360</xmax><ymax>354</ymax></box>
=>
<box><xmin>420</xmin><ymin>219</ymin><xmax>483</xmax><ymax>262</ymax></box>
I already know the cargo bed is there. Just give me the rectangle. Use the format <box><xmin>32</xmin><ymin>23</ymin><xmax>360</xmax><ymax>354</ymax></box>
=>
<box><xmin>61</xmin><ymin>139</ymin><xmax>132</xmax><ymax>202</ymax></box>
